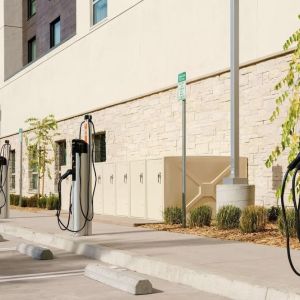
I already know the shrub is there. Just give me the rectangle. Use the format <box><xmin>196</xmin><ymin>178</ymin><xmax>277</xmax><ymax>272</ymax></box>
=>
<box><xmin>163</xmin><ymin>207</ymin><xmax>182</xmax><ymax>225</ymax></box>
<box><xmin>10</xmin><ymin>194</ymin><xmax>20</xmax><ymax>206</ymax></box>
<box><xmin>9</xmin><ymin>194</ymin><xmax>14</xmax><ymax>205</ymax></box>
<box><xmin>37</xmin><ymin>196</ymin><xmax>47</xmax><ymax>209</ymax></box>
<box><xmin>267</xmin><ymin>206</ymin><xmax>280</xmax><ymax>222</ymax></box>
<box><xmin>27</xmin><ymin>195</ymin><xmax>38</xmax><ymax>207</ymax></box>
<box><xmin>216</xmin><ymin>205</ymin><xmax>241</xmax><ymax>229</ymax></box>
<box><xmin>14</xmin><ymin>195</ymin><xmax>20</xmax><ymax>206</ymax></box>
<box><xmin>189</xmin><ymin>205</ymin><xmax>212</xmax><ymax>228</ymax></box>
<box><xmin>240</xmin><ymin>206</ymin><xmax>267</xmax><ymax>233</ymax></box>
<box><xmin>278</xmin><ymin>208</ymin><xmax>297</xmax><ymax>237</ymax></box>
<box><xmin>20</xmin><ymin>196</ymin><xmax>28</xmax><ymax>207</ymax></box>
<box><xmin>46</xmin><ymin>194</ymin><xmax>59</xmax><ymax>210</ymax></box>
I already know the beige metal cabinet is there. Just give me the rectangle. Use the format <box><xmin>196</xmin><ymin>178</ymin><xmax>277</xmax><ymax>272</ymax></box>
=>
<box><xmin>93</xmin><ymin>163</ymin><xmax>104</xmax><ymax>214</ymax></box>
<box><xmin>130</xmin><ymin>160</ymin><xmax>146</xmax><ymax>218</ymax></box>
<box><xmin>146</xmin><ymin>159</ymin><xmax>164</xmax><ymax>221</ymax></box>
<box><xmin>91</xmin><ymin>156</ymin><xmax>249</xmax><ymax>221</ymax></box>
<box><xmin>103</xmin><ymin>163</ymin><xmax>116</xmax><ymax>215</ymax></box>
<box><xmin>116</xmin><ymin>162</ymin><xmax>130</xmax><ymax>216</ymax></box>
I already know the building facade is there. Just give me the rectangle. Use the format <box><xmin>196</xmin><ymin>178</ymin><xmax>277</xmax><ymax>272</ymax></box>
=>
<box><xmin>0</xmin><ymin>0</ymin><xmax>300</xmax><ymax>217</ymax></box>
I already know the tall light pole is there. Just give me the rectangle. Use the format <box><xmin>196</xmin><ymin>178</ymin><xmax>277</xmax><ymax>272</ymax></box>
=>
<box><xmin>230</xmin><ymin>0</ymin><xmax>239</xmax><ymax>181</ymax></box>
<box><xmin>217</xmin><ymin>0</ymin><xmax>253</xmax><ymax>212</ymax></box>
<box><xmin>225</xmin><ymin>0</ymin><xmax>247</xmax><ymax>184</ymax></box>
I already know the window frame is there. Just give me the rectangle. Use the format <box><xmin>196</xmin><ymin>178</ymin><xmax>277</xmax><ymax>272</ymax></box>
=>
<box><xmin>28</xmin><ymin>36</ymin><xmax>36</xmax><ymax>63</ymax></box>
<box><xmin>54</xmin><ymin>140</ymin><xmax>67</xmax><ymax>191</ymax></box>
<box><xmin>28</xmin><ymin>146</ymin><xmax>38</xmax><ymax>192</ymax></box>
<box><xmin>56</xmin><ymin>140</ymin><xmax>67</xmax><ymax>168</ymax></box>
<box><xmin>92</xmin><ymin>0</ymin><xmax>108</xmax><ymax>26</ymax></box>
<box><xmin>50</xmin><ymin>17</ymin><xmax>61</xmax><ymax>48</ymax></box>
<box><xmin>28</xmin><ymin>0</ymin><xmax>36</xmax><ymax>19</ymax></box>
<box><xmin>93</xmin><ymin>132</ymin><xmax>106</xmax><ymax>163</ymax></box>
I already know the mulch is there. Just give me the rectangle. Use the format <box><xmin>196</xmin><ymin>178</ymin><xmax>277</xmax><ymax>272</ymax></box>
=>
<box><xmin>142</xmin><ymin>223</ymin><xmax>300</xmax><ymax>250</ymax></box>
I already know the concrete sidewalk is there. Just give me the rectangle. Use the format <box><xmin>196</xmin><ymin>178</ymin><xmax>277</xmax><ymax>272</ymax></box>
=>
<box><xmin>1</xmin><ymin>209</ymin><xmax>300</xmax><ymax>300</ymax></box>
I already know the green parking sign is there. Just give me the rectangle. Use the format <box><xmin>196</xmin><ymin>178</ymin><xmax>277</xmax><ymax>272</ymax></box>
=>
<box><xmin>177</xmin><ymin>72</ymin><xmax>186</xmax><ymax>101</ymax></box>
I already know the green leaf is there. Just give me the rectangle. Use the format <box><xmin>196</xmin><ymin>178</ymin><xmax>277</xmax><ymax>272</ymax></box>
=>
<box><xmin>266</xmin><ymin>14</ymin><xmax>300</xmax><ymax>201</ymax></box>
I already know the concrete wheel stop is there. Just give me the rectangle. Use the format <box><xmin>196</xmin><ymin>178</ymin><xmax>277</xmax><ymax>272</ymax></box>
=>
<box><xmin>85</xmin><ymin>263</ymin><xmax>153</xmax><ymax>295</ymax></box>
<box><xmin>17</xmin><ymin>243</ymin><xmax>54</xmax><ymax>260</ymax></box>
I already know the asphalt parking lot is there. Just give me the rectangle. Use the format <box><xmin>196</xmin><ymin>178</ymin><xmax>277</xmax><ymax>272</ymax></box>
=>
<box><xmin>0</xmin><ymin>233</ymin><xmax>228</xmax><ymax>300</ymax></box>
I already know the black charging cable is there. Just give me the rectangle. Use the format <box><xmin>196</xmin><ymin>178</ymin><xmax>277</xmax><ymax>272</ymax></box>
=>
<box><xmin>281</xmin><ymin>153</ymin><xmax>300</xmax><ymax>276</ymax></box>
<box><xmin>78</xmin><ymin>117</ymin><xmax>97</xmax><ymax>222</ymax></box>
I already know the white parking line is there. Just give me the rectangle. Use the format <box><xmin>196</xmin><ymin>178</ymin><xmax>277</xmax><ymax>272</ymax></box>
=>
<box><xmin>0</xmin><ymin>269</ymin><xmax>84</xmax><ymax>283</ymax></box>
<box><xmin>0</xmin><ymin>247</ymin><xmax>16</xmax><ymax>252</ymax></box>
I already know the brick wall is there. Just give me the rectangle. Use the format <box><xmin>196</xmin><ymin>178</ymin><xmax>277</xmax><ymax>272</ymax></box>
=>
<box><xmin>6</xmin><ymin>52</ymin><xmax>291</xmax><ymax>206</ymax></box>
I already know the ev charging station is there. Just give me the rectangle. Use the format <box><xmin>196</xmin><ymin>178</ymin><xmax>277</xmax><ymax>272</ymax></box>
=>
<box><xmin>0</xmin><ymin>140</ymin><xmax>10</xmax><ymax>219</ymax></box>
<box><xmin>56</xmin><ymin>115</ymin><xmax>96</xmax><ymax>236</ymax></box>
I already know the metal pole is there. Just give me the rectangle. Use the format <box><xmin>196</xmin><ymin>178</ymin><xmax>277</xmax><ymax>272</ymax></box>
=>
<box><xmin>182</xmin><ymin>98</ymin><xmax>186</xmax><ymax>228</ymax></box>
<box><xmin>230</xmin><ymin>0</ymin><xmax>239</xmax><ymax>180</ymax></box>
<box><xmin>19</xmin><ymin>129</ymin><xmax>23</xmax><ymax>206</ymax></box>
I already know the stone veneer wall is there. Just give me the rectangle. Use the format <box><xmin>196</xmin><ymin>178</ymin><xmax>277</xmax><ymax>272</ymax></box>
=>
<box><xmin>5</xmin><ymin>52</ymin><xmax>291</xmax><ymax>206</ymax></box>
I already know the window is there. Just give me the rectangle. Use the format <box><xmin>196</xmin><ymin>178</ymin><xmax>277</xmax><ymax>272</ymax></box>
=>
<box><xmin>54</xmin><ymin>140</ymin><xmax>66</xmax><ymax>190</ymax></box>
<box><xmin>28</xmin><ymin>36</ymin><xmax>36</xmax><ymax>63</ymax></box>
<box><xmin>28</xmin><ymin>146</ymin><xmax>38</xmax><ymax>191</ymax></box>
<box><xmin>93</xmin><ymin>0</ymin><xmax>107</xmax><ymax>25</ymax></box>
<box><xmin>28</xmin><ymin>0</ymin><xmax>36</xmax><ymax>19</ymax></box>
<box><xmin>94</xmin><ymin>132</ymin><xmax>106</xmax><ymax>162</ymax></box>
<box><xmin>50</xmin><ymin>17</ymin><xmax>61</xmax><ymax>48</ymax></box>
<box><xmin>56</xmin><ymin>140</ymin><xmax>67</xmax><ymax>167</ymax></box>
<box><xmin>9</xmin><ymin>150</ymin><xmax>16</xmax><ymax>191</ymax></box>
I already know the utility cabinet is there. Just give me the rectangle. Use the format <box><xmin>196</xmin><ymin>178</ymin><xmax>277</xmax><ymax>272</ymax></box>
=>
<box><xmin>116</xmin><ymin>162</ymin><xmax>130</xmax><ymax>216</ymax></box>
<box><xmin>103</xmin><ymin>163</ymin><xmax>116</xmax><ymax>215</ymax></box>
<box><xmin>67</xmin><ymin>156</ymin><xmax>249</xmax><ymax>222</ymax></box>
<box><xmin>130</xmin><ymin>160</ymin><xmax>146</xmax><ymax>218</ymax></box>
<box><xmin>93</xmin><ymin>164</ymin><xmax>104</xmax><ymax>214</ymax></box>
<box><xmin>146</xmin><ymin>159</ymin><xmax>164</xmax><ymax>220</ymax></box>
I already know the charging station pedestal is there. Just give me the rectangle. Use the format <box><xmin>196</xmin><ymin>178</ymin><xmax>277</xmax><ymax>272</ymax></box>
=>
<box><xmin>72</xmin><ymin>139</ymin><xmax>92</xmax><ymax>236</ymax></box>
<box><xmin>0</xmin><ymin>156</ymin><xmax>9</xmax><ymax>219</ymax></box>
<box><xmin>56</xmin><ymin>115</ymin><xmax>95</xmax><ymax>237</ymax></box>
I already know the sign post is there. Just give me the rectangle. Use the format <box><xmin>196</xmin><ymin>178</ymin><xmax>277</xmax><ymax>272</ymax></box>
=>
<box><xmin>19</xmin><ymin>128</ymin><xmax>23</xmax><ymax>207</ymax></box>
<box><xmin>178</xmin><ymin>72</ymin><xmax>187</xmax><ymax>228</ymax></box>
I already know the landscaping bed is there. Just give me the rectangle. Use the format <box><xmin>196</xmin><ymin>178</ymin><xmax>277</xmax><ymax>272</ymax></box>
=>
<box><xmin>142</xmin><ymin>222</ymin><xmax>300</xmax><ymax>250</ymax></box>
<box><xmin>10</xmin><ymin>194</ymin><xmax>59</xmax><ymax>210</ymax></box>
<box><xmin>141</xmin><ymin>205</ymin><xmax>300</xmax><ymax>250</ymax></box>
<box><xmin>9</xmin><ymin>205</ymin><xmax>47</xmax><ymax>213</ymax></box>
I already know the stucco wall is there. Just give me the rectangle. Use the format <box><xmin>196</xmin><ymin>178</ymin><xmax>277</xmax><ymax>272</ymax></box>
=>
<box><xmin>0</xmin><ymin>0</ymin><xmax>299</xmax><ymax>135</ymax></box>
<box><xmin>5</xmin><ymin>52</ymin><xmax>290</xmax><ymax>206</ymax></box>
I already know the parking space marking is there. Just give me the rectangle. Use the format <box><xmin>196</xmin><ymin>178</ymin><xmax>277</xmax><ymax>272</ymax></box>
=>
<box><xmin>0</xmin><ymin>247</ymin><xmax>16</xmax><ymax>252</ymax></box>
<box><xmin>0</xmin><ymin>269</ymin><xmax>84</xmax><ymax>283</ymax></box>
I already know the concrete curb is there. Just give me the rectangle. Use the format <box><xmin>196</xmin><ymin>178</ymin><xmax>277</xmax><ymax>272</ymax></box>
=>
<box><xmin>85</xmin><ymin>263</ymin><xmax>153</xmax><ymax>295</ymax></box>
<box><xmin>0</xmin><ymin>223</ymin><xmax>299</xmax><ymax>300</ymax></box>
<box><xmin>17</xmin><ymin>243</ymin><xmax>54</xmax><ymax>260</ymax></box>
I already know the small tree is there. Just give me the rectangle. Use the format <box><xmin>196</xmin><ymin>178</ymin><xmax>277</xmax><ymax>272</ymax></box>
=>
<box><xmin>25</xmin><ymin>114</ymin><xmax>59</xmax><ymax>197</ymax></box>
<box><xmin>266</xmin><ymin>15</ymin><xmax>300</xmax><ymax>199</ymax></box>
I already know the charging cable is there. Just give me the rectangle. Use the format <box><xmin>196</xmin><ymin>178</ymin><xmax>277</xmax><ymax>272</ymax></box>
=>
<box><xmin>281</xmin><ymin>153</ymin><xmax>300</xmax><ymax>276</ymax></box>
